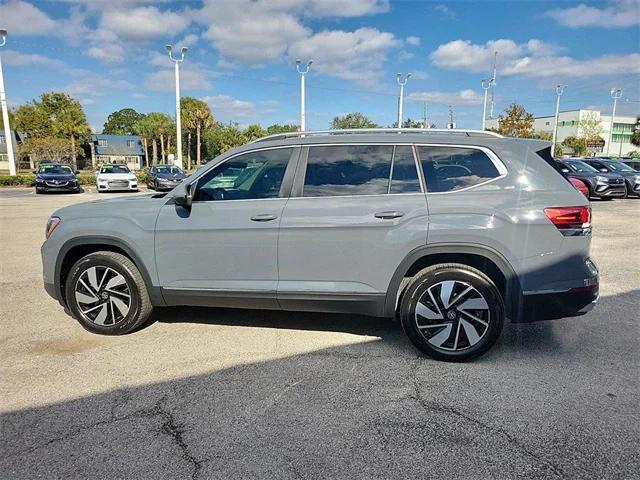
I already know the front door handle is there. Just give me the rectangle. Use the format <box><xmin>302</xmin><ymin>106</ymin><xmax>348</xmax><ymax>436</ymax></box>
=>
<box><xmin>374</xmin><ymin>211</ymin><xmax>405</xmax><ymax>219</ymax></box>
<box><xmin>251</xmin><ymin>214</ymin><xmax>278</xmax><ymax>222</ymax></box>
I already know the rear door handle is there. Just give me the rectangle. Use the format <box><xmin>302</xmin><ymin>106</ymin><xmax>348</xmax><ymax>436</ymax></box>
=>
<box><xmin>251</xmin><ymin>214</ymin><xmax>278</xmax><ymax>222</ymax></box>
<box><xmin>374</xmin><ymin>211</ymin><xmax>405</xmax><ymax>219</ymax></box>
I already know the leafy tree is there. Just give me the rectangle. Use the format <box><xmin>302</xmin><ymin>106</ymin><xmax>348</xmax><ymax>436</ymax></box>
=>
<box><xmin>20</xmin><ymin>136</ymin><xmax>78</xmax><ymax>163</ymax></box>
<box><xmin>142</xmin><ymin>112</ymin><xmax>174</xmax><ymax>164</ymax></box>
<box><xmin>402</xmin><ymin>118</ymin><xmax>423</xmax><ymax>128</ymax></box>
<box><xmin>331</xmin><ymin>112</ymin><xmax>379</xmax><ymax>129</ymax></box>
<box><xmin>562</xmin><ymin>135</ymin><xmax>588</xmax><ymax>157</ymax></box>
<box><xmin>631</xmin><ymin>131</ymin><xmax>640</xmax><ymax>147</ymax></box>
<box><xmin>180</xmin><ymin>97</ymin><xmax>201</xmax><ymax>169</ymax></box>
<box><xmin>0</xmin><ymin>110</ymin><xmax>15</xmax><ymax>130</ymax></box>
<box><xmin>180</xmin><ymin>98</ymin><xmax>214</xmax><ymax>166</ymax></box>
<box><xmin>532</xmin><ymin>131</ymin><xmax>553</xmax><ymax>141</ymax></box>
<box><xmin>266</xmin><ymin>123</ymin><xmax>298</xmax><ymax>135</ymax></box>
<box><xmin>13</xmin><ymin>103</ymin><xmax>53</xmax><ymax>137</ymax></box>
<box><xmin>496</xmin><ymin>103</ymin><xmax>534</xmax><ymax>138</ymax></box>
<box><xmin>577</xmin><ymin>112</ymin><xmax>603</xmax><ymax>141</ymax></box>
<box><xmin>103</xmin><ymin>108</ymin><xmax>145</xmax><ymax>135</ymax></box>
<box><xmin>39</xmin><ymin>92</ymin><xmax>91</xmax><ymax>169</ymax></box>
<box><xmin>203</xmin><ymin>123</ymin><xmax>246</xmax><ymax>159</ymax></box>
<box><xmin>132</xmin><ymin>116</ymin><xmax>155</xmax><ymax>167</ymax></box>
<box><xmin>242</xmin><ymin>124</ymin><xmax>267</xmax><ymax>142</ymax></box>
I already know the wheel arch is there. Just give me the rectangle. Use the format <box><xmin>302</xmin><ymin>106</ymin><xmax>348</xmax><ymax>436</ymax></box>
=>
<box><xmin>56</xmin><ymin>236</ymin><xmax>165</xmax><ymax>308</ymax></box>
<box><xmin>384</xmin><ymin>244</ymin><xmax>521</xmax><ymax>319</ymax></box>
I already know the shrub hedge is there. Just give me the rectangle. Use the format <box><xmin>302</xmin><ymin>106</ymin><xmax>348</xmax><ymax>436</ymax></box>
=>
<box><xmin>0</xmin><ymin>172</ymin><xmax>148</xmax><ymax>187</ymax></box>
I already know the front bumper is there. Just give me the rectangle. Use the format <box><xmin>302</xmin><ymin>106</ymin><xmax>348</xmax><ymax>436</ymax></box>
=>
<box><xmin>36</xmin><ymin>183</ymin><xmax>80</xmax><ymax>192</ymax></box>
<box><xmin>97</xmin><ymin>182</ymin><xmax>138</xmax><ymax>191</ymax></box>
<box><xmin>155</xmin><ymin>181</ymin><xmax>182</xmax><ymax>191</ymax></box>
<box><xmin>592</xmin><ymin>184</ymin><xmax>626</xmax><ymax>198</ymax></box>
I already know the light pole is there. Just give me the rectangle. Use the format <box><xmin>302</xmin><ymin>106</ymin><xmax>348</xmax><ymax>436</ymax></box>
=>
<box><xmin>0</xmin><ymin>29</ymin><xmax>16</xmax><ymax>176</ymax></box>
<box><xmin>551</xmin><ymin>84</ymin><xmax>566</xmax><ymax>155</ymax></box>
<box><xmin>606</xmin><ymin>87</ymin><xmax>622</xmax><ymax>156</ymax></box>
<box><xmin>295</xmin><ymin>59</ymin><xmax>312</xmax><ymax>132</ymax></box>
<box><xmin>396</xmin><ymin>72</ymin><xmax>411</xmax><ymax>128</ymax></box>
<box><xmin>481</xmin><ymin>78</ymin><xmax>491</xmax><ymax>130</ymax></box>
<box><xmin>166</xmin><ymin>44</ymin><xmax>187</xmax><ymax>169</ymax></box>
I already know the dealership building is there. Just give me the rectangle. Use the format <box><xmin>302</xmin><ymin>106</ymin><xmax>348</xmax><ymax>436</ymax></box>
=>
<box><xmin>485</xmin><ymin>109</ymin><xmax>638</xmax><ymax>156</ymax></box>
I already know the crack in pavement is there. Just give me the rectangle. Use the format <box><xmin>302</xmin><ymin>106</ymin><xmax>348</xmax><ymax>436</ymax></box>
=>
<box><xmin>409</xmin><ymin>360</ymin><xmax>568</xmax><ymax>479</ymax></box>
<box><xmin>2</xmin><ymin>395</ymin><xmax>203</xmax><ymax>480</ymax></box>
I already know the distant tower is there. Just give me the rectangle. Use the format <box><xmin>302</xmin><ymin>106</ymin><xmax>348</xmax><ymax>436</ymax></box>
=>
<box><xmin>423</xmin><ymin>101</ymin><xmax>429</xmax><ymax>129</ymax></box>
<box><xmin>447</xmin><ymin>105</ymin><xmax>456</xmax><ymax>129</ymax></box>
<box><xmin>489</xmin><ymin>51</ymin><xmax>498</xmax><ymax>119</ymax></box>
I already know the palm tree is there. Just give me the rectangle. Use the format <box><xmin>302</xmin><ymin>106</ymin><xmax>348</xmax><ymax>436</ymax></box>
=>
<box><xmin>193</xmin><ymin>103</ymin><xmax>213</xmax><ymax>165</ymax></box>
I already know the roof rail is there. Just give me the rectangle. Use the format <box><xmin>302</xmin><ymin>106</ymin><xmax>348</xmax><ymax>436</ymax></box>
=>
<box><xmin>251</xmin><ymin>128</ymin><xmax>503</xmax><ymax>143</ymax></box>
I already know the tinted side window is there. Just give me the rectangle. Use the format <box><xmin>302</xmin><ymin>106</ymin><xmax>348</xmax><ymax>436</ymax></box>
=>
<box><xmin>194</xmin><ymin>148</ymin><xmax>292</xmax><ymax>201</ymax></box>
<box><xmin>390</xmin><ymin>146</ymin><xmax>421</xmax><ymax>193</ymax></box>
<box><xmin>303</xmin><ymin>145</ymin><xmax>393</xmax><ymax>197</ymax></box>
<box><xmin>418</xmin><ymin>146</ymin><xmax>500</xmax><ymax>193</ymax></box>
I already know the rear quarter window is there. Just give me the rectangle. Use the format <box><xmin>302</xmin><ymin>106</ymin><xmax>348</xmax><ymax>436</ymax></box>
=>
<box><xmin>417</xmin><ymin>146</ymin><xmax>501</xmax><ymax>193</ymax></box>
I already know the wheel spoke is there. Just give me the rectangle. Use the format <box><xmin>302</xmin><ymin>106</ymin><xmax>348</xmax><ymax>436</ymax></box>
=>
<box><xmin>460</xmin><ymin>318</ymin><xmax>481</xmax><ymax>346</ymax></box>
<box><xmin>453</xmin><ymin>322</ymin><xmax>462</xmax><ymax>350</ymax></box>
<box><xmin>93</xmin><ymin>303</ymin><xmax>109</xmax><ymax>325</ymax></box>
<box><xmin>110</xmin><ymin>296</ymin><xmax>130</xmax><ymax>317</ymax></box>
<box><xmin>105</xmin><ymin>273</ymin><xmax>126</xmax><ymax>290</ymax></box>
<box><xmin>416</xmin><ymin>301</ymin><xmax>443</xmax><ymax>320</ymax></box>
<box><xmin>459</xmin><ymin>309</ymin><xmax>489</xmax><ymax>327</ymax></box>
<box><xmin>448</xmin><ymin>286</ymin><xmax>473</xmax><ymax>308</ymax></box>
<box><xmin>457</xmin><ymin>296</ymin><xmax>489</xmax><ymax>312</ymax></box>
<box><xmin>81</xmin><ymin>302</ymin><xmax>106</xmax><ymax>315</ymax></box>
<box><xmin>76</xmin><ymin>291</ymin><xmax>98</xmax><ymax>304</ymax></box>
<box><xmin>106</xmin><ymin>288</ymin><xmax>130</xmax><ymax>299</ymax></box>
<box><xmin>439</xmin><ymin>281</ymin><xmax>455</xmax><ymax>308</ymax></box>
<box><xmin>79</xmin><ymin>278</ymin><xmax>97</xmax><ymax>296</ymax></box>
<box><xmin>427</xmin><ymin>323</ymin><xmax>453</xmax><ymax>347</ymax></box>
<box><xmin>418</xmin><ymin>322</ymin><xmax>451</xmax><ymax>330</ymax></box>
<box><xmin>86</xmin><ymin>267</ymin><xmax>99</xmax><ymax>291</ymax></box>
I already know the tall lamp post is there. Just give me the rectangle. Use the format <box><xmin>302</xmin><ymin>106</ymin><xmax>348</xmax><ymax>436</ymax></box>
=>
<box><xmin>481</xmin><ymin>78</ymin><xmax>491</xmax><ymax>130</ymax></box>
<box><xmin>396</xmin><ymin>73</ymin><xmax>411</xmax><ymax>128</ymax></box>
<box><xmin>166</xmin><ymin>44</ymin><xmax>187</xmax><ymax>169</ymax></box>
<box><xmin>0</xmin><ymin>29</ymin><xmax>16</xmax><ymax>176</ymax></box>
<box><xmin>551</xmin><ymin>84</ymin><xmax>566</xmax><ymax>156</ymax></box>
<box><xmin>295</xmin><ymin>59</ymin><xmax>312</xmax><ymax>132</ymax></box>
<box><xmin>606</xmin><ymin>87</ymin><xmax>622</xmax><ymax>156</ymax></box>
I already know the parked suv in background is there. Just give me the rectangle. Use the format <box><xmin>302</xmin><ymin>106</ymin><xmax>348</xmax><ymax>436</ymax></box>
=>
<box><xmin>41</xmin><ymin>129</ymin><xmax>598</xmax><ymax>361</ymax></box>
<box><xmin>582</xmin><ymin>158</ymin><xmax>640</xmax><ymax>198</ymax></box>
<box><xmin>147</xmin><ymin>164</ymin><xmax>187</xmax><ymax>191</ymax></box>
<box><xmin>560</xmin><ymin>159</ymin><xmax>627</xmax><ymax>200</ymax></box>
<box><xmin>34</xmin><ymin>164</ymin><xmax>80</xmax><ymax>194</ymax></box>
<box><xmin>96</xmin><ymin>164</ymin><xmax>138</xmax><ymax>192</ymax></box>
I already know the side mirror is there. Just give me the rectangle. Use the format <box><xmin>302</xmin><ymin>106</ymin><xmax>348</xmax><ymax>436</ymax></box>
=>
<box><xmin>176</xmin><ymin>181</ymin><xmax>197</xmax><ymax>207</ymax></box>
<box><xmin>561</xmin><ymin>168</ymin><xmax>570</xmax><ymax>174</ymax></box>
<box><xmin>600</xmin><ymin>168</ymin><xmax>608</xmax><ymax>172</ymax></box>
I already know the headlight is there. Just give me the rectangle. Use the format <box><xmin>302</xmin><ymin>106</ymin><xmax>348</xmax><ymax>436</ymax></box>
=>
<box><xmin>595</xmin><ymin>176</ymin><xmax>607</xmax><ymax>184</ymax></box>
<box><xmin>634</xmin><ymin>175</ymin><xmax>640</xmax><ymax>184</ymax></box>
<box><xmin>45</xmin><ymin>216</ymin><xmax>60</xmax><ymax>239</ymax></box>
<box><xmin>35</xmin><ymin>176</ymin><xmax>44</xmax><ymax>182</ymax></box>
<box><xmin>157</xmin><ymin>177</ymin><xmax>170</xmax><ymax>182</ymax></box>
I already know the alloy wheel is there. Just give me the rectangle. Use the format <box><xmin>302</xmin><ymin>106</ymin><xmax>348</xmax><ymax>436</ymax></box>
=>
<box><xmin>74</xmin><ymin>266</ymin><xmax>132</xmax><ymax>326</ymax></box>
<box><xmin>414</xmin><ymin>280</ymin><xmax>490</xmax><ymax>351</ymax></box>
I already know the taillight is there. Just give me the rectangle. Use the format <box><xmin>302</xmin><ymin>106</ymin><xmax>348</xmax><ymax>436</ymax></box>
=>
<box><xmin>568</xmin><ymin>177</ymin><xmax>589</xmax><ymax>197</ymax></box>
<box><xmin>544</xmin><ymin>206</ymin><xmax>591</xmax><ymax>233</ymax></box>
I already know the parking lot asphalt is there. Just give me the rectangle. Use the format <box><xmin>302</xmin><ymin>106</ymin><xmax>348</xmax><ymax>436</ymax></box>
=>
<box><xmin>0</xmin><ymin>188</ymin><xmax>638</xmax><ymax>479</ymax></box>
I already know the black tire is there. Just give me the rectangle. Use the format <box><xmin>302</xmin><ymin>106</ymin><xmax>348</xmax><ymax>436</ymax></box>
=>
<box><xmin>35</xmin><ymin>188</ymin><xmax>43</xmax><ymax>194</ymax></box>
<box><xmin>399</xmin><ymin>263</ymin><xmax>504</xmax><ymax>362</ymax></box>
<box><xmin>64</xmin><ymin>251</ymin><xmax>153</xmax><ymax>335</ymax></box>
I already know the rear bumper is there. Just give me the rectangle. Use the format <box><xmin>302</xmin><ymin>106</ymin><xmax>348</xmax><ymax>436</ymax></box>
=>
<box><xmin>518</xmin><ymin>284</ymin><xmax>599</xmax><ymax>322</ymax></box>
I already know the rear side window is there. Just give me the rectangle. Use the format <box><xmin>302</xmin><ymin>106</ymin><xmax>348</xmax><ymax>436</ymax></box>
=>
<box><xmin>418</xmin><ymin>146</ymin><xmax>500</xmax><ymax>193</ymax></box>
<box><xmin>303</xmin><ymin>145</ymin><xmax>393</xmax><ymax>197</ymax></box>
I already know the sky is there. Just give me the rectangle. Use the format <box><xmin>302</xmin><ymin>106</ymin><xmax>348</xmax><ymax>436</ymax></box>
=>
<box><xmin>0</xmin><ymin>0</ymin><xmax>638</xmax><ymax>132</ymax></box>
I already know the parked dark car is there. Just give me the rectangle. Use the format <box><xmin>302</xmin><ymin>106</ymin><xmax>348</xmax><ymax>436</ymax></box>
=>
<box><xmin>559</xmin><ymin>159</ymin><xmax>626</xmax><ymax>200</ymax></box>
<box><xmin>582</xmin><ymin>158</ymin><xmax>640</xmax><ymax>198</ymax></box>
<box><xmin>147</xmin><ymin>165</ymin><xmax>187</xmax><ymax>191</ymax></box>
<box><xmin>620</xmin><ymin>158</ymin><xmax>640</xmax><ymax>172</ymax></box>
<box><xmin>34</xmin><ymin>164</ymin><xmax>81</xmax><ymax>194</ymax></box>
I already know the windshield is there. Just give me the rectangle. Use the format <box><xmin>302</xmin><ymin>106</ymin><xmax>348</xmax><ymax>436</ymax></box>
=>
<box><xmin>602</xmin><ymin>160</ymin><xmax>635</xmax><ymax>172</ymax></box>
<box><xmin>153</xmin><ymin>166</ymin><xmax>183</xmax><ymax>174</ymax></box>
<box><xmin>37</xmin><ymin>165</ymin><xmax>72</xmax><ymax>174</ymax></box>
<box><xmin>565</xmin><ymin>160</ymin><xmax>598</xmax><ymax>173</ymax></box>
<box><xmin>100</xmin><ymin>165</ymin><xmax>130</xmax><ymax>174</ymax></box>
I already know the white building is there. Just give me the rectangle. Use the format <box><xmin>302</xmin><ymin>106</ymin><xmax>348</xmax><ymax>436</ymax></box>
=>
<box><xmin>486</xmin><ymin>109</ymin><xmax>638</xmax><ymax>156</ymax></box>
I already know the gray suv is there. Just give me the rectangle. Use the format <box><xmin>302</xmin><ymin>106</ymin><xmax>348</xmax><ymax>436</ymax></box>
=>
<box><xmin>41</xmin><ymin>129</ymin><xmax>599</xmax><ymax>361</ymax></box>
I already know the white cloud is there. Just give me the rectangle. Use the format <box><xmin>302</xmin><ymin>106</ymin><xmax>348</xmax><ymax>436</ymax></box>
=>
<box><xmin>1</xmin><ymin>49</ymin><xmax>66</xmax><ymax>69</ymax></box>
<box><xmin>434</xmin><ymin>4</ymin><xmax>456</xmax><ymax>18</ymax></box>
<box><xmin>100</xmin><ymin>6</ymin><xmax>190</xmax><ymax>42</ymax></box>
<box><xmin>428</xmin><ymin>38</ymin><xmax>636</xmax><ymax>79</ymax></box>
<box><xmin>305</xmin><ymin>0</ymin><xmax>389</xmax><ymax>17</ymax></box>
<box><xmin>144</xmin><ymin>69</ymin><xmax>212</xmax><ymax>92</ymax></box>
<box><xmin>0</xmin><ymin>1</ymin><xmax>57</xmax><ymax>35</ymax></box>
<box><xmin>62</xmin><ymin>73</ymin><xmax>135</xmax><ymax>98</ymax></box>
<box><xmin>289</xmin><ymin>28</ymin><xmax>401</xmax><ymax>83</ymax></box>
<box><xmin>545</xmin><ymin>0</ymin><xmax>640</xmax><ymax>28</ymax></box>
<box><xmin>202</xmin><ymin>95</ymin><xmax>278</xmax><ymax>123</ymax></box>
<box><xmin>405</xmin><ymin>36</ymin><xmax>421</xmax><ymax>46</ymax></box>
<box><xmin>406</xmin><ymin>90</ymin><xmax>484</xmax><ymax>106</ymax></box>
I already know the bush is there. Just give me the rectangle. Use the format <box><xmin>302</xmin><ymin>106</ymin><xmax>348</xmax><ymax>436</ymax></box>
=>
<box><xmin>0</xmin><ymin>174</ymin><xmax>36</xmax><ymax>186</ymax></box>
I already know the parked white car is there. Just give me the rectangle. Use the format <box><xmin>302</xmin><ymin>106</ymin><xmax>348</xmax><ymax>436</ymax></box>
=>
<box><xmin>96</xmin><ymin>164</ymin><xmax>138</xmax><ymax>192</ymax></box>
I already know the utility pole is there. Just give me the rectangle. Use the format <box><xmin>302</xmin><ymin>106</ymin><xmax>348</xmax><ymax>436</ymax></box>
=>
<box><xmin>489</xmin><ymin>51</ymin><xmax>498</xmax><ymax>119</ymax></box>
<box><xmin>606</xmin><ymin>87</ymin><xmax>622</xmax><ymax>156</ymax></box>
<box><xmin>422</xmin><ymin>101</ymin><xmax>428</xmax><ymax>129</ymax></box>
<box><xmin>166</xmin><ymin>44</ymin><xmax>187</xmax><ymax>169</ymax></box>
<box><xmin>551</xmin><ymin>84</ymin><xmax>567</xmax><ymax>155</ymax></box>
<box><xmin>447</xmin><ymin>105</ymin><xmax>456</xmax><ymax>129</ymax></box>
<box><xmin>396</xmin><ymin>72</ymin><xmax>411</xmax><ymax>128</ymax></box>
<box><xmin>296</xmin><ymin>59</ymin><xmax>312</xmax><ymax>132</ymax></box>
<box><xmin>0</xmin><ymin>29</ymin><xmax>16</xmax><ymax>176</ymax></box>
<box><xmin>481</xmin><ymin>78</ymin><xmax>491</xmax><ymax>130</ymax></box>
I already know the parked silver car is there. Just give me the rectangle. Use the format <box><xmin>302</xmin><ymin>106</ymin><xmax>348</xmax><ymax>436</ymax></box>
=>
<box><xmin>41</xmin><ymin>129</ymin><xmax>598</xmax><ymax>361</ymax></box>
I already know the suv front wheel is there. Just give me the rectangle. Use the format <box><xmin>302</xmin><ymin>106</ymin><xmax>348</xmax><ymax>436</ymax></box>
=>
<box><xmin>399</xmin><ymin>263</ymin><xmax>504</xmax><ymax>361</ymax></box>
<box><xmin>64</xmin><ymin>251</ymin><xmax>153</xmax><ymax>335</ymax></box>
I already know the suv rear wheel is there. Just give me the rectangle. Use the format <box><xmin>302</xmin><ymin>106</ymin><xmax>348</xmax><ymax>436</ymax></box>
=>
<box><xmin>399</xmin><ymin>263</ymin><xmax>504</xmax><ymax>361</ymax></box>
<box><xmin>64</xmin><ymin>251</ymin><xmax>152</xmax><ymax>335</ymax></box>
